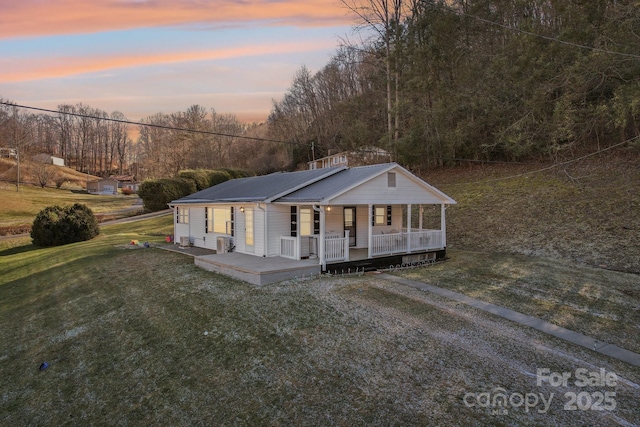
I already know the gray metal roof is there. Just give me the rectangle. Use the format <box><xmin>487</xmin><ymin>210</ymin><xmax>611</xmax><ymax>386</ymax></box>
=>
<box><xmin>275</xmin><ymin>163</ymin><xmax>395</xmax><ymax>203</ymax></box>
<box><xmin>172</xmin><ymin>166</ymin><xmax>344</xmax><ymax>203</ymax></box>
<box><xmin>171</xmin><ymin>162</ymin><xmax>455</xmax><ymax>206</ymax></box>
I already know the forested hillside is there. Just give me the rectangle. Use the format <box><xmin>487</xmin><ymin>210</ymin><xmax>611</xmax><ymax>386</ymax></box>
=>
<box><xmin>3</xmin><ymin>1</ymin><xmax>639</xmax><ymax>178</ymax></box>
<box><xmin>269</xmin><ymin>0</ymin><xmax>640</xmax><ymax>170</ymax></box>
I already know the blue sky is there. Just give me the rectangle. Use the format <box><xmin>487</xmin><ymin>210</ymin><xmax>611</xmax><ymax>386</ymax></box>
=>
<box><xmin>0</xmin><ymin>0</ymin><xmax>355</xmax><ymax>122</ymax></box>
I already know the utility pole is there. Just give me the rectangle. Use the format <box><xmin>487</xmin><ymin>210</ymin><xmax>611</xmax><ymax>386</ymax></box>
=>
<box><xmin>16</xmin><ymin>148</ymin><xmax>19</xmax><ymax>192</ymax></box>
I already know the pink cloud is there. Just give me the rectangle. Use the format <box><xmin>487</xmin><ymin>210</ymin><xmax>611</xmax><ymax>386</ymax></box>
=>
<box><xmin>1</xmin><ymin>0</ymin><xmax>352</xmax><ymax>39</ymax></box>
<box><xmin>0</xmin><ymin>39</ymin><xmax>336</xmax><ymax>83</ymax></box>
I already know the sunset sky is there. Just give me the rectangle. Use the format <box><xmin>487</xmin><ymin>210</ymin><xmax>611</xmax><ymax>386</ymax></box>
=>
<box><xmin>0</xmin><ymin>0</ymin><xmax>356</xmax><ymax>123</ymax></box>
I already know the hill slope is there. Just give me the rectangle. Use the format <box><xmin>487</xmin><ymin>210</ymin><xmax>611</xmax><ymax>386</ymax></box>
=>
<box><xmin>0</xmin><ymin>157</ymin><xmax>100</xmax><ymax>189</ymax></box>
<box><xmin>423</xmin><ymin>149</ymin><xmax>639</xmax><ymax>274</ymax></box>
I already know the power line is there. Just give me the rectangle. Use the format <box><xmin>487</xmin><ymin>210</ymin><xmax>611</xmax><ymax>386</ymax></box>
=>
<box><xmin>0</xmin><ymin>101</ymin><xmax>301</xmax><ymax>146</ymax></box>
<box><xmin>421</xmin><ymin>1</ymin><xmax>640</xmax><ymax>60</ymax></box>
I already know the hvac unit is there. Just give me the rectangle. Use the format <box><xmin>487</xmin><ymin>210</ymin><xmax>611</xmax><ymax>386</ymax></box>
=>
<box><xmin>179</xmin><ymin>236</ymin><xmax>191</xmax><ymax>247</ymax></box>
<box><xmin>217</xmin><ymin>236</ymin><xmax>231</xmax><ymax>254</ymax></box>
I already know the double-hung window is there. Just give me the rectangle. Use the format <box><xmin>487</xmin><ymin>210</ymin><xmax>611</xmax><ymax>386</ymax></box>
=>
<box><xmin>372</xmin><ymin>205</ymin><xmax>392</xmax><ymax>226</ymax></box>
<box><xmin>177</xmin><ymin>207</ymin><xmax>189</xmax><ymax>224</ymax></box>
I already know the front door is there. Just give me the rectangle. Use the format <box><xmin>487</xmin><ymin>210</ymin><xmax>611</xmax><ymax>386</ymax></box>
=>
<box><xmin>344</xmin><ymin>207</ymin><xmax>356</xmax><ymax>247</ymax></box>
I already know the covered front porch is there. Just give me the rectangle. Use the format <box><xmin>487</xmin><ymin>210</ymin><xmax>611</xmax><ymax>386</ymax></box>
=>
<box><xmin>278</xmin><ymin>203</ymin><xmax>449</xmax><ymax>269</ymax></box>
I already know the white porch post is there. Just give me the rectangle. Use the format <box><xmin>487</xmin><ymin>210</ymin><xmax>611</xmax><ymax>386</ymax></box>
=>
<box><xmin>419</xmin><ymin>205</ymin><xmax>424</xmax><ymax>230</ymax></box>
<box><xmin>407</xmin><ymin>204</ymin><xmax>412</xmax><ymax>252</ymax></box>
<box><xmin>314</xmin><ymin>205</ymin><xmax>326</xmax><ymax>270</ymax></box>
<box><xmin>441</xmin><ymin>204</ymin><xmax>447</xmax><ymax>248</ymax></box>
<box><xmin>368</xmin><ymin>204</ymin><xmax>373</xmax><ymax>259</ymax></box>
<box><xmin>344</xmin><ymin>230</ymin><xmax>350</xmax><ymax>261</ymax></box>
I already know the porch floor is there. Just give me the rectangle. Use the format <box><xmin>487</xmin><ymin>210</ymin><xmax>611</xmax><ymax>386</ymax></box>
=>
<box><xmin>194</xmin><ymin>252</ymin><xmax>321</xmax><ymax>286</ymax></box>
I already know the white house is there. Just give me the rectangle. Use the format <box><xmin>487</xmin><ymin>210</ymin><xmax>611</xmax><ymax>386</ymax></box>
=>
<box><xmin>307</xmin><ymin>147</ymin><xmax>392</xmax><ymax>170</ymax></box>
<box><xmin>169</xmin><ymin>163</ymin><xmax>456</xmax><ymax>273</ymax></box>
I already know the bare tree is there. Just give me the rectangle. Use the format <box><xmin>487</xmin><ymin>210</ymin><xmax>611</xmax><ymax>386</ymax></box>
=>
<box><xmin>34</xmin><ymin>162</ymin><xmax>55</xmax><ymax>188</ymax></box>
<box><xmin>341</xmin><ymin>0</ymin><xmax>405</xmax><ymax>158</ymax></box>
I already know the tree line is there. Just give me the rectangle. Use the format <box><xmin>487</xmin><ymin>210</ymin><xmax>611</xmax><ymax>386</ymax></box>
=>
<box><xmin>0</xmin><ymin>100</ymin><xmax>132</xmax><ymax>177</ymax></box>
<box><xmin>0</xmin><ymin>100</ymin><xmax>279</xmax><ymax>180</ymax></box>
<box><xmin>3</xmin><ymin>0</ymin><xmax>639</xmax><ymax>180</ymax></box>
<box><xmin>268</xmin><ymin>0</ymin><xmax>640</xmax><ymax>171</ymax></box>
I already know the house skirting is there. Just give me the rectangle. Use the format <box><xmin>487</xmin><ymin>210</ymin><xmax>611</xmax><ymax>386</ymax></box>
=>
<box><xmin>325</xmin><ymin>249</ymin><xmax>447</xmax><ymax>274</ymax></box>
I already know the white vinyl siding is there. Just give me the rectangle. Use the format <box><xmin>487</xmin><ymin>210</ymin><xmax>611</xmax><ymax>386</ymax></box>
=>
<box><xmin>330</xmin><ymin>169</ymin><xmax>447</xmax><ymax>206</ymax></box>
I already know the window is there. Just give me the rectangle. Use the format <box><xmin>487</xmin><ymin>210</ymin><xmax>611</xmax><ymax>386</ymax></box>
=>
<box><xmin>387</xmin><ymin>172</ymin><xmax>396</xmax><ymax>188</ymax></box>
<box><xmin>206</xmin><ymin>207</ymin><xmax>232</xmax><ymax>234</ymax></box>
<box><xmin>375</xmin><ymin>206</ymin><xmax>386</xmax><ymax>225</ymax></box>
<box><xmin>372</xmin><ymin>205</ymin><xmax>392</xmax><ymax>226</ymax></box>
<box><xmin>177</xmin><ymin>207</ymin><xmax>189</xmax><ymax>224</ymax></box>
<box><xmin>300</xmin><ymin>208</ymin><xmax>312</xmax><ymax>236</ymax></box>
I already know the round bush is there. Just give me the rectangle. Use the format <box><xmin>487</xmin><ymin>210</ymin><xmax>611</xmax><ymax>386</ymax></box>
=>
<box><xmin>31</xmin><ymin>203</ymin><xmax>100</xmax><ymax>247</ymax></box>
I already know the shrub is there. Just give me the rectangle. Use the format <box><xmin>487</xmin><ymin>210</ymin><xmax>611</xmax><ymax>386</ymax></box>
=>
<box><xmin>31</xmin><ymin>203</ymin><xmax>99</xmax><ymax>247</ymax></box>
<box><xmin>219</xmin><ymin>168</ymin><xmax>252</xmax><ymax>179</ymax></box>
<box><xmin>138</xmin><ymin>178</ymin><xmax>196</xmax><ymax>212</ymax></box>
<box><xmin>179</xmin><ymin>169</ymin><xmax>211</xmax><ymax>191</ymax></box>
<box><xmin>121</xmin><ymin>187</ymin><xmax>135</xmax><ymax>195</ymax></box>
<box><xmin>207</xmin><ymin>170</ymin><xmax>231</xmax><ymax>187</ymax></box>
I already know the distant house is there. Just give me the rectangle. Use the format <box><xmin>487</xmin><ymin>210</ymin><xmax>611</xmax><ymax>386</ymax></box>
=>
<box><xmin>170</xmin><ymin>163</ymin><xmax>456</xmax><ymax>283</ymax></box>
<box><xmin>110</xmin><ymin>175</ymin><xmax>139</xmax><ymax>193</ymax></box>
<box><xmin>32</xmin><ymin>153</ymin><xmax>64</xmax><ymax>166</ymax></box>
<box><xmin>308</xmin><ymin>147</ymin><xmax>392</xmax><ymax>170</ymax></box>
<box><xmin>121</xmin><ymin>182</ymin><xmax>140</xmax><ymax>193</ymax></box>
<box><xmin>87</xmin><ymin>178</ymin><xmax>119</xmax><ymax>195</ymax></box>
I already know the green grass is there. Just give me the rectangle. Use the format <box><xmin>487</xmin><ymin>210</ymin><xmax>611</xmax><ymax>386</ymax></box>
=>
<box><xmin>0</xmin><ymin>183</ymin><xmax>141</xmax><ymax>230</ymax></box>
<box><xmin>397</xmin><ymin>250</ymin><xmax>640</xmax><ymax>354</ymax></box>
<box><xmin>2</xmin><ymin>152</ymin><xmax>640</xmax><ymax>425</ymax></box>
<box><xmin>426</xmin><ymin>151</ymin><xmax>640</xmax><ymax>274</ymax></box>
<box><xmin>1</xmin><ymin>217</ymin><xmax>639</xmax><ymax>426</ymax></box>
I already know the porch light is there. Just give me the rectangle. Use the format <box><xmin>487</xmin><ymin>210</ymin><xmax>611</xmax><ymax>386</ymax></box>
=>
<box><xmin>240</xmin><ymin>206</ymin><xmax>245</xmax><ymax>213</ymax></box>
<box><xmin>326</xmin><ymin>206</ymin><xmax>331</xmax><ymax>212</ymax></box>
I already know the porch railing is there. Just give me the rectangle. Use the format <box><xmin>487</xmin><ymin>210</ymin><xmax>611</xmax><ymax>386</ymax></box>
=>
<box><xmin>280</xmin><ymin>236</ymin><xmax>297</xmax><ymax>259</ymax></box>
<box><xmin>280</xmin><ymin>236</ymin><xmax>319</xmax><ymax>260</ymax></box>
<box><xmin>281</xmin><ymin>229</ymin><xmax>442</xmax><ymax>261</ymax></box>
<box><xmin>372</xmin><ymin>230</ymin><xmax>443</xmax><ymax>257</ymax></box>
<box><xmin>325</xmin><ymin>231</ymin><xmax>349</xmax><ymax>262</ymax></box>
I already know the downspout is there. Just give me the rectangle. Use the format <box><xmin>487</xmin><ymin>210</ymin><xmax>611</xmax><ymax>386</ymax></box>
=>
<box><xmin>313</xmin><ymin>205</ymin><xmax>325</xmax><ymax>271</ymax></box>
<box><xmin>257</xmin><ymin>203</ymin><xmax>267</xmax><ymax>257</ymax></box>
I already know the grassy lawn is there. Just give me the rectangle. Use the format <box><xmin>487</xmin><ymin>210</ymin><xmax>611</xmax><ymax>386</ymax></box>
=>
<box><xmin>427</xmin><ymin>152</ymin><xmax>640</xmax><ymax>274</ymax></box>
<box><xmin>397</xmin><ymin>250</ymin><xmax>640</xmax><ymax>354</ymax></box>
<box><xmin>0</xmin><ymin>183</ymin><xmax>140</xmax><ymax>231</ymax></box>
<box><xmin>1</xmin><ymin>217</ymin><xmax>639</xmax><ymax>426</ymax></box>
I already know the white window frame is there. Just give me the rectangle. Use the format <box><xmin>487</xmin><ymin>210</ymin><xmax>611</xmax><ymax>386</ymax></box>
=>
<box><xmin>207</xmin><ymin>207</ymin><xmax>232</xmax><ymax>234</ymax></box>
<box><xmin>178</xmin><ymin>207</ymin><xmax>189</xmax><ymax>224</ymax></box>
<box><xmin>375</xmin><ymin>206</ymin><xmax>386</xmax><ymax>225</ymax></box>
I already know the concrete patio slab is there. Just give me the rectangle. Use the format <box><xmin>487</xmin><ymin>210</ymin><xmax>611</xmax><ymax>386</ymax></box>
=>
<box><xmin>194</xmin><ymin>252</ymin><xmax>321</xmax><ymax>286</ymax></box>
